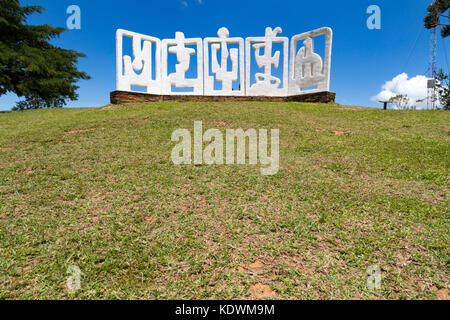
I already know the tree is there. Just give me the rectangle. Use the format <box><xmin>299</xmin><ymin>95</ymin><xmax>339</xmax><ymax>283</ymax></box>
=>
<box><xmin>389</xmin><ymin>94</ymin><xmax>411</xmax><ymax>110</ymax></box>
<box><xmin>0</xmin><ymin>0</ymin><xmax>90</xmax><ymax>110</ymax></box>
<box><xmin>424</xmin><ymin>0</ymin><xmax>450</xmax><ymax>38</ymax></box>
<box><xmin>435</xmin><ymin>69</ymin><xmax>450</xmax><ymax>110</ymax></box>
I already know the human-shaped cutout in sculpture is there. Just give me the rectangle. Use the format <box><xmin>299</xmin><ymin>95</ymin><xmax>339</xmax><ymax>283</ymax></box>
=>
<box><xmin>204</xmin><ymin>27</ymin><xmax>245</xmax><ymax>96</ymax></box>
<box><xmin>246</xmin><ymin>27</ymin><xmax>288</xmax><ymax>96</ymax></box>
<box><xmin>289</xmin><ymin>27</ymin><xmax>332</xmax><ymax>95</ymax></box>
<box><xmin>116</xmin><ymin>29</ymin><xmax>162</xmax><ymax>94</ymax></box>
<box><xmin>295</xmin><ymin>37</ymin><xmax>324</xmax><ymax>81</ymax></box>
<box><xmin>162</xmin><ymin>32</ymin><xmax>203</xmax><ymax>95</ymax></box>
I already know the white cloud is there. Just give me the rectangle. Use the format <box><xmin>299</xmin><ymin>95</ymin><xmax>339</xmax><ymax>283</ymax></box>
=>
<box><xmin>371</xmin><ymin>73</ymin><xmax>431</xmax><ymax>109</ymax></box>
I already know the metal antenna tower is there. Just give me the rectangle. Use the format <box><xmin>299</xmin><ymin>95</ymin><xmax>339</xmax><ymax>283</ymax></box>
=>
<box><xmin>427</xmin><ymin>0</ymin><xmax>439</xmax><ymax>109</ymax></box>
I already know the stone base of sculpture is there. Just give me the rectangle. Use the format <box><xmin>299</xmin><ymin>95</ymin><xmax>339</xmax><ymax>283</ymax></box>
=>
<box><xmin>110</xmin><ymin>90</ymin><xmax>336</xmax><ymax>104</ymax></box>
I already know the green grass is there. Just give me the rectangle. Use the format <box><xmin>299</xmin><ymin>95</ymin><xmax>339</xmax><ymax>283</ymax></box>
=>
<box><xmin>0</xmin><ymin>101</ymin><xmax>448</xmax><ymax>300</ymax></box>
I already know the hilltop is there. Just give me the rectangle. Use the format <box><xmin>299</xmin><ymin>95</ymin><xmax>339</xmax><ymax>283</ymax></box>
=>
<box><xmin>0</xmin><ymin>102</ymin><xmax>448</xmax><ymax>299</ymax></box>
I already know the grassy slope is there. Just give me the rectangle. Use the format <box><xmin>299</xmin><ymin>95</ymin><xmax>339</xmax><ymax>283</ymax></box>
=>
<box><xmin>0</xmin><ymin>102</ymin><xmax>448</xmax><ymax>300</ymax></box>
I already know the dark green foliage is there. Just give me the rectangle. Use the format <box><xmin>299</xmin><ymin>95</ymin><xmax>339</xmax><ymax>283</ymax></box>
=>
<box><xmin>0</xmin><ymin>0</ymin><xmax>90</xmax><ymax>110</ymax></box>
<box><xmin>424</xmin><ymin>0</ymin><xmax>450</xmax><ymax>38</ymax></box>
<box><xmin>12</xmin><ymin>94</ymin><xmax>65</xmax><ymax>110</ymax></box>
<box><xmin>435</xmin><ymin>69</ymin><xmax>450</xmax><ymax>110</ymax></box>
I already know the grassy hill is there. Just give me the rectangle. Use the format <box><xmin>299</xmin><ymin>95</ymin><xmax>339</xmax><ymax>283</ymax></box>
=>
<box><xmin>0</xmin><ymin>102</ymin><xmax>448</xmax><ymax>299</ymax></box>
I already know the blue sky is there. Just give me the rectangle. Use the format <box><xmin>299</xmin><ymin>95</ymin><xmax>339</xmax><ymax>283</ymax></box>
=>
<box><xmin>0</xmin><ymin>0</ymin><xmax>448</xmax><ymax>110</ymax></box>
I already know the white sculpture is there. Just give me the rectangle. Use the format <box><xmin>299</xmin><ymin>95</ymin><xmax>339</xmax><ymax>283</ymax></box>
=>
<box><xmin>289</xmin><ymin>27</ymin><xmax>332</xmax><ymax>95</ymax></box>
<box><xmin>115</xmin><ymin>27</ymin><xmax>333</xmax><ymax>97</ymax></box>
<box><xmin>116</xmin><ymin>29</ymin><xmax>162</xmax><ymax>94</ymax></box>
<box><xmin>204</xmin><ymin>27</ymin><xmax>245</xmax><ymax>96</ymax></box>
<box><xmin>162</xmin><ymin>32</ymin><xmax>203</xmax><ymax>95</ymax></box>
<box><xmin>245</xmin><ymin>27</ymin><xmax>289</xmax><ymax>96</ymax></box>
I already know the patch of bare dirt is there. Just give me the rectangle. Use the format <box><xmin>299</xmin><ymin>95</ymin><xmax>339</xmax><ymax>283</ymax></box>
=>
<box><xmin>216</xmin><ymin>121</ymin><xmax>229</xmax><ymax>127</ymax></box>
<box><xmin>281</xmin><ymin>255</ymin><xmax>313</xmax><ymax>274</ymax></box>
<box><xmin>249</xmin><ymin>283</ymin><xmax>278</xmax><ymax>299</ymax></box>
<box><xmin>332</xmin><ymin>130</ymin><xmax>352</xmax><ymax>136</ymax></box>
<box><xmin>239</xmin><ymin>260</ymin><xmax>265</xmax><ymax>275</ymax></box>
<box><xmin>66</xmin><ymin>129</ymin><xmax>93</xmax><ymax>134</ymax></box>
<box><xmin>432</xmin><ymin>286</ymin><xmax>450</xmax><ymax>300</ymax></box>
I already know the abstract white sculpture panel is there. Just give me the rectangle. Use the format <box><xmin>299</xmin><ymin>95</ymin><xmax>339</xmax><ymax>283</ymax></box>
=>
<box><xmin>162</xmin><ymin>32</ymin><xmax>203</xmax><ymax>95</ymax></box>
<box><xmin>115</xmin><ymin>27</ymin><xmax>333</xmax><ymax>97</ymax></box>
<box><xmin>204</xmin><ymin>27</ymin><xmax>245</xmax><ymax>96</ymax></box>
<box><xmin>116</xmin><ymin>29</ymin><xmax>161</xmax><ymax>94</ymax></box>
<box><xmin>245</xmin><ymin>27</ymin><xmax>289</xmax><ymax>97</ymax></box>
<box><xmin>289</xmin><ymin>27</ymin><xmax>332</xmax><ymax>95</ymax></box>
